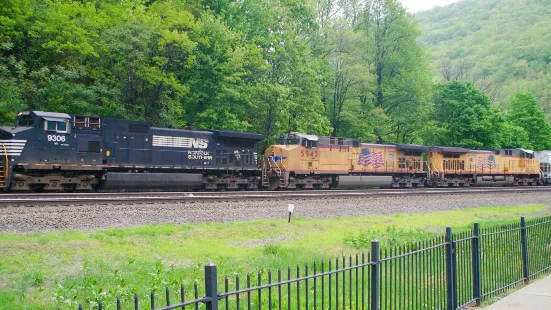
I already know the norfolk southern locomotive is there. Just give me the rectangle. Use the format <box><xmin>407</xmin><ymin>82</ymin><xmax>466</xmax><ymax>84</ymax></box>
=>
<box><xmin>0</xmin><ymin>111</ymin><xmax>549</xmax><ymax>192</ymax></box>
<box><xmin>0</xmin><ymin>111</ymin><xmax>262</xmax><ymax>191</ymax></box>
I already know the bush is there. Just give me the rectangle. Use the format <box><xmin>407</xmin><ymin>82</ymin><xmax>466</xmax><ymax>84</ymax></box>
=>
<box><xmin>344</xmin><ymin>225</ymin><xmax>436</xmax><ymax>250</ymax></box>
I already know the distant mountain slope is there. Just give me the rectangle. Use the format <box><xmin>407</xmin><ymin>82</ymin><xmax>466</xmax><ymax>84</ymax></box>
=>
<box><xmin>417</xmin><ymin>0</ymin><xmax>551</xmax><ymax>114</ymax></box>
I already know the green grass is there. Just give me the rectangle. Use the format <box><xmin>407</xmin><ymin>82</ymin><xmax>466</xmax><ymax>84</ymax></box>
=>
<box><xmin>0</xmin><ymin>204</ymin><xmax>549</xmax><ymax>309</ymax></box>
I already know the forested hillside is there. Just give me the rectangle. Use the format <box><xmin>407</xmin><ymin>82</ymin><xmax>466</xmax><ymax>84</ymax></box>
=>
<box><xmin>417</xmin><ymin>0</ymin><xmax>551</xmax><ymax>114</ymax></box>
<box><xmin>0</xmin><ymin>0</ymin><xmax>433</xmax><ymax>145</ymax></box>
<box><xmin>1</xmin><ymin>0</ymin><xmax>550</xmax><ymax>150</ymax></box>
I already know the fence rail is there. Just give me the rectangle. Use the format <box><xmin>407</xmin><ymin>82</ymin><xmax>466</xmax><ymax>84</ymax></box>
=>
<box><xmin>70</xmin><ymin>215</ymin><xmax>551</xmax><ymax>310</ymax></box>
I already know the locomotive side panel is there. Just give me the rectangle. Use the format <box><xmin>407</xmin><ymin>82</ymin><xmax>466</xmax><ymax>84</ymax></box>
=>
<box><xmin>428</xmin><ymin>147</ymin><xmax>477</xmax><ymax>186</ymax></box>
<box><xmin>317</xmin><ymin>145</ymin><xmax>352</xmax><ymax>174</ymax></box>
<box><xmin>101</xmin><ymin>124</ymin><xmax>263</xmax><ymax>190</ymax></box>
<box><xmin>101</xmin><ymin>119</ymin><xmax>152</xmax><ymax>168</ymax></box>
<box><xmin>495</xmin><ymin>149</ymin><xmax>540</xmax><ymax>185</ymax></box>
<box><xmin>352</xmin><ymin>144</ymin><xmax>397</xmax><ymax>173</ymax></box>
<box><xmin>151</xmin><ymin>128</ymin><xmax>214</xmax><ymax>168</ymax></box>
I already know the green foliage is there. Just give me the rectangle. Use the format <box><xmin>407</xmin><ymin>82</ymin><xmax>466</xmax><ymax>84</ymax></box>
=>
<box><xmin>499</xmin><ymin>122</ymin><xmax>530</xmax><ymax>149</ymax></box>
<box><xmin>0</xmin><ymin>204</ymin><xmax>548</xmax><ymax>308</ymax></box>
<box><xmin>359</xmin><ymin>0</ymin><xmax>434</xmax><ymax>143</ymax></box>
<box><xmin>431</xmin><ymin>81</ymin><xmax>505</xmax><ymax>148</ymax></box>
<box><xmin>314</xmin><ymin>0</ymin><xmax>434</xmax><ymax>143</ymax></box>
<box><xmin>427</xmin><ymin>82</ymin><xmax>547</xmax><ymax>150</ymax></box>
<box><xmin>261</xmin><ymin>244</ymin><xmax>283</xmax><ymax>255</ymax></box>
<box><xmin>0</xmin><ymin>0</ymin><xmax>336</xmax><ymax>142</ymax></box>
<box><xmin>507</xmin><ymin>92</ymin><xmax>551</xmax><ymax>150</ymax></box>
<box><xmin>344</xmin><ymin>225</ymin><xmax>435</xmax><ymax>250</ymax></box>
<box><xmin>3</xmin><ymin>0</ymin><xmax>548</xmax><ymax>152</ymax></box>
<box><xmin>417</xmin><ymin>0</ymin><xmax>551</xmax><ymax>120</ymax></box>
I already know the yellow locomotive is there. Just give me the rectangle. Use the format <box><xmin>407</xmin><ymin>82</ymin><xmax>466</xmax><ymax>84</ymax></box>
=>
<box><xmin>427</xmin><ymin>147</ymin><xmax>540</xmax><ymax>186</ymax></box>
<box><xmin>262</xmin><ymin>133</ymin><xmax>541</xmax><ymax>189</ymax></box>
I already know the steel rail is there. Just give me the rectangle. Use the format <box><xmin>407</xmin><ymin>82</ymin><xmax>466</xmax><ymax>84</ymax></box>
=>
<box><xmin>0</xmin><ymin>187</ymin><xmax>550</xmax><ymax>206</ymax></box>
<box><xmin>0</xmin><ymin>186</ymin><xmax>547</xmax><ymax>199</ymax></box>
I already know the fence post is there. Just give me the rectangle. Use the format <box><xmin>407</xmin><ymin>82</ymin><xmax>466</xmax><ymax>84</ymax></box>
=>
<box><xmin>445</xmin><ymin>227</ymin><xmax>456</xmax><ymax>310</ymax></box>
<box><xmin>371</xmin><ymin>240</ymin><xmax>379</xmax><ymax>310</ymax></box>
<box><xmin>471</xmin><ymin>222</ymin><xmax>481</xmax><ymax>306</ymax></box>
<box><xmin>205</xmin><ymin>263</ymin><xmax>218</xmax><ymax>310</ymax></box>
<box><xmin>520</xmin><ymin>217</ymin><xmax>529</xmax><ymax>282</ymax></box>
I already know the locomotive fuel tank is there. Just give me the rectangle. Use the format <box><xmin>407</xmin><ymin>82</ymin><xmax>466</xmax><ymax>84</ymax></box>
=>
<box><xmin>102</xmin><ymin>172</ymin><xmax>204</xmax><ymax>189</ymax></box>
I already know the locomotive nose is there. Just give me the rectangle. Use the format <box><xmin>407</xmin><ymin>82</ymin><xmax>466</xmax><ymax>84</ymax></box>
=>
<box><xmin>0</xmin><ymin>127</ymin><xmax>26</xmax><ymax>157</ymax></box>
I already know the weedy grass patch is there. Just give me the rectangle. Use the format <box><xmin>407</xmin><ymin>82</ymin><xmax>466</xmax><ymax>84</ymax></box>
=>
<box><xmin>0</xmin><ymin>204</ymin><xmax>549</xmax><ymax>309</ymax></box>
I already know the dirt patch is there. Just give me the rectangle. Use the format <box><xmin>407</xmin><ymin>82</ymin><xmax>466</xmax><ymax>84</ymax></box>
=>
<box><xmin>230</xmin><ymin>235</ymin><xmax>295</xmax><ymax>247</ymax></box>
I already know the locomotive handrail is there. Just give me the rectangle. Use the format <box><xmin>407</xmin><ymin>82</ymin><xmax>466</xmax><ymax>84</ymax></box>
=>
<box><xmin>277</xmin><ymin>156</ymin><xmax>287</xmax><ymax>172</ymax></box>
<box><xmin>0</xmin><ymin>143</ymin><xmax>7</xmax><ymax>189</ymax></box>
<box><xmin>1</xmin><ymin>143</ymin><xmax>6</xmax><ymax>164</ymax></box>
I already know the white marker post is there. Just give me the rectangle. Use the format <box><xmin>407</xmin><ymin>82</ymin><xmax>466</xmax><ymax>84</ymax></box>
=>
<box><xmin>288</xmin><ymin>203</ymin><xmax>295</xmax><ymax>223</ymax></box>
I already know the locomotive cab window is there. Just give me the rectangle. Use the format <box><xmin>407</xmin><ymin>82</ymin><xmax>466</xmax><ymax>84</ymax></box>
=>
<box><xmin>306</xmin><ymin>140</ymin><xmax>317</xmax><ymax>148</ymax></box>
<box><xmin>15</xmin><ymin>114</ymin><xmax>35</xmax><ymax>127</ymax></box>
<box><xmin>276</xmin><ymin>134</ymin><xmax>299</xmax><ymax>145</ymax></box>
<box><xmin>44</xmin><ymin>119</ymin><xmax>69</xmax><ymax>133</ymax></box>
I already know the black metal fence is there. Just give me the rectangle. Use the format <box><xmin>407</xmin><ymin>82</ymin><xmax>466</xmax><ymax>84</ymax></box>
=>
<box><xmin>73</xmin><ymin>215</ymin><xmax>551</xmax><ymax>310</ymax></box>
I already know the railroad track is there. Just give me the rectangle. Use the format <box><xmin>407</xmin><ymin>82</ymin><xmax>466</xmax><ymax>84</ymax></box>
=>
<box><xmin>1</xmin><ymin>186</ymin><xmax>550</xmax><ymax>206</ymax></box>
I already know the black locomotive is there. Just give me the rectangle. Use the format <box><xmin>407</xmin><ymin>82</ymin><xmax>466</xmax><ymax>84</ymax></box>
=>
<box><xmin>0</xmin><ymin>111</ymin><xmax>263</xmax><ymax>191</ymax></box>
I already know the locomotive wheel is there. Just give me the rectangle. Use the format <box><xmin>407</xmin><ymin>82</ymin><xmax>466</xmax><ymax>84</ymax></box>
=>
<box><xmin>267</xmin><ymin>176</ymin><xmax>280</xmax><ymax>190</ymax></box>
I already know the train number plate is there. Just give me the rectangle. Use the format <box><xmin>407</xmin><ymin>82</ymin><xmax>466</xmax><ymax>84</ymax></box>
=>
<box><xmin>47</xmin><ymin>135</ymin><xmax>66</xmax><ymax>142</ymax></box>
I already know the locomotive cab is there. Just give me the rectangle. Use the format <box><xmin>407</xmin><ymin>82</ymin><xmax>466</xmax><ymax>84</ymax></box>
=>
<box><xmin>267</xmin><ymin>132</ymin><xmax>319</xmax><ymax>171</ymax></box>
<box><xmin>1</xmin><ymin>111</ymin><xmax>103</xmax><ymax>191</ymax></box>
<box><xmin>262</xmin><ymin>133</ymin><xmax>310</xmax><ymax>189</ymax></box>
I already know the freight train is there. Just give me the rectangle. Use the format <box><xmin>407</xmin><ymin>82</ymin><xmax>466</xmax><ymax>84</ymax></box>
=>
<box><xmin>0</xmin><ymin>111</ymin><xmax>548</xmax><ymax>192</ymax></box>
<box><xmin>263</xmin><ymin>133</ymin><xmax>543</xmax><ymax>190</ymax></box>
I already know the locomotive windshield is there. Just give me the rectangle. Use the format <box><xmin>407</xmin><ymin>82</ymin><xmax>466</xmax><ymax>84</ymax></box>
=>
<box><xmin>15</xmin><ymin>114</ymin><xmax>35</xmax><ymax>127</ymax></box>
<box><xmin>276</xmin><ymin>134</ymin><xmax>300</xmax><ymax>145</ymax></box>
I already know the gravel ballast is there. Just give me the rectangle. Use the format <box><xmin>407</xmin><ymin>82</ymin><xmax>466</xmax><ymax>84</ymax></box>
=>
<box><xmin>1</xmin><ymin>191</ymin><xmax>551</xmax><ymax>232</ymax></box>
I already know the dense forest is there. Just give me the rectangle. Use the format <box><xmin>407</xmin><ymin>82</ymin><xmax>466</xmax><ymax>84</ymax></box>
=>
<box><xmin>417</xmin><ymin>0</ymin><xmax>551</xmax><ymax>116</ymax></box>
<box><xmin>1</xmin><ymin>0</ymin><xmax>550</xmax><ymax>150</ymax></box>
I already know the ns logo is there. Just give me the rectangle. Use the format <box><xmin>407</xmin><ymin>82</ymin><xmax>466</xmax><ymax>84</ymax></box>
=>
<box><xmin>191</xmin><ymin>138</ymin><xmax>209</xmax><ymax>149</ymax></box>
<box><xmin>152</xmin><ymin>135</ymin><xmax>209</xmax><ymax>149</ymax></box>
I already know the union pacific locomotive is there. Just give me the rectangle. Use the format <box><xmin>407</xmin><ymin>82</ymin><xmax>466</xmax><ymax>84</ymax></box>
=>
<box><xmin>0</xmin><ymin>111</ymin><xmax>547</xmax><ymax>192</ymax></box>
<box><xmin>262</xmin><ymin>133</ymin><xmax>543</xmax><ymax>189</ymax></box>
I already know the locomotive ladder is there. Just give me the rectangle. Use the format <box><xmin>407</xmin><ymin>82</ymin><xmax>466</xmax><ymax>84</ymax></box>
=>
<box><xmin>261</xmin><ymin>157</ymin><xmax>271</xmax><ymax>186</ymax></box>
<box><xmin>427</xmin><ymin>162</ymin><xmax>442</xmax><ymax>186</ymax></box>
<box><xmin>262</xmin><ymin>156</ymin><xmax>285</xmax><ymax>187</ymax></box>
<box><xmin>0</xmin><ymin>144</ymin><xmax>7</xmax><ymax>189</ymax></box>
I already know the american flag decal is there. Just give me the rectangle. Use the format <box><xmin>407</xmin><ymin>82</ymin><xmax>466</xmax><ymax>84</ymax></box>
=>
<box><xmin>357</xmin><ymin>148</ymin><xmax>384</xmax><ymax>168</ymax></box>
<box><xmin>477</xmin><ymin>155</ymin><xmax>496</xmax><ymax>170</ymax></box>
